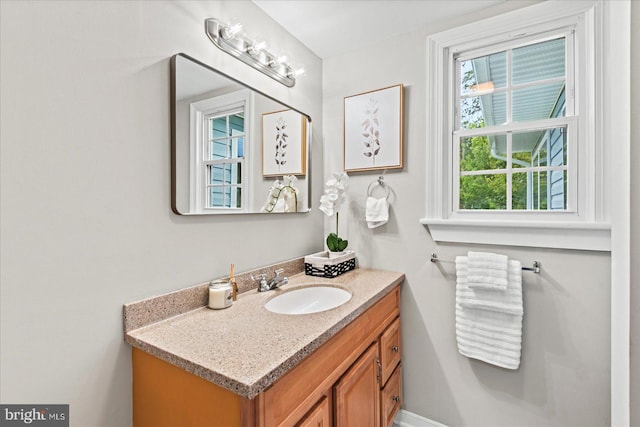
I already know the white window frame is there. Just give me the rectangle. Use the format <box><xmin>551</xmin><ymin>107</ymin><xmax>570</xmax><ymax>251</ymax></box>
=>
<box><xmin>189</xmin><ymin>90</ymin><xmax>253</xmax><ymax>213</ymax></box>
<box><xmin>421</xmin><ymin>1</ymin><xmax>611</xmax><ymax>251</ymax></box>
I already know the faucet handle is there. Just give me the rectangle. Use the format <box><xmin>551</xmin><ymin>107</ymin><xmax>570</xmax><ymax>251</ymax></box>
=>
<box><xmin>274</xmin><ymin>268</ymin><xmax>285</xmax><ymax>276</ymax></box>
<box><xmin>252</xmin><ymin>273</ymin><xmax>269</xmax><ymax>292</ymax></box>
<box><xmin>251</xmin><ymin>273</ymin><xmax>267</xmax><ymax>286</ymax></box>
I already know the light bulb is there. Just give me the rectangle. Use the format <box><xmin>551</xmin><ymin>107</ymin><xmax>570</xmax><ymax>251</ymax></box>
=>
<box><xmin>269</xmin><ymin>55</ymin><xmax>288</xmax><ymax>68</ymax></box>
<box><xmin>247</xmin><ymin>40</ymin><xmax>267</xmax><ymax>55</ymax></box>
<box><xmin>287</xmin><ymin>66</ymin><xmax>306</xmax><ymax>78</ymax></box>
<box><xmin>222</xmin><ymin>22</ymin><xmax>243</xmax><ymax>40</ymax></box>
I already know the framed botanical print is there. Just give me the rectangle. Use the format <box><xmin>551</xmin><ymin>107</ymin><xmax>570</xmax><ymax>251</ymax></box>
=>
<box><xmin>262</xmin><ymin>109</ymin><xmax>307</xmax><ymax>177</ymax></box>
<box><xmin>344</xmin><ymin>84</ymin><xmax>404</xmax><ymax>172</ymax></box>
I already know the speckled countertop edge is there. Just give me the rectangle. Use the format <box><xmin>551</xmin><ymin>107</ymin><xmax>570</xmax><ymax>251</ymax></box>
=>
<box><xmin>125</xmin><ymin>268</ymin><xmax>404</xmax><ymax>399</ymax></box>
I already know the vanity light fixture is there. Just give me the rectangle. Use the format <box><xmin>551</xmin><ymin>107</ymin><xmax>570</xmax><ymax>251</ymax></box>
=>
<box><xmin>205</xmin><ymin>18</ymin><xmax>301</xmax><ymax>88</ymax></box>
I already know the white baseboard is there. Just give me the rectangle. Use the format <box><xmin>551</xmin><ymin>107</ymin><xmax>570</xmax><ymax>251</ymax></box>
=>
<box><xmin>393</xmin><ymin>409</ymin><xmax>448</xmax><ymax>427</ymax></box>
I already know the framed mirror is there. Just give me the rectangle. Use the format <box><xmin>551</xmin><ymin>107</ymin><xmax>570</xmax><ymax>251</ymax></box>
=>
<box><xmin>171</xmin><ymin>53</ymin><xmax>312</xmax><ymax>215</ymax></box>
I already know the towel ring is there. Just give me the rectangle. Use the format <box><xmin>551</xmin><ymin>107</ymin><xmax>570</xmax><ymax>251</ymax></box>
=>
<box><xmin>367</xmin><ymin>176</ymin><xmax>391</xmax><ymax>200</ymax></box>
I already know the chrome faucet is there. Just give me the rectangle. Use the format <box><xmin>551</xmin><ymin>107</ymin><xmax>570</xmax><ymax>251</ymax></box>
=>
<box><xmin>254</xmin><ymin>268</ymin><xmax>288</xmax><ymax>292</ymax></box>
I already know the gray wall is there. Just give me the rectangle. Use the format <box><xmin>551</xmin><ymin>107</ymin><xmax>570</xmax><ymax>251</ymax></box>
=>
<box><xmin>322</xmin><ymin>2</ymin><xmax>616</xmax><ymax>426</ymax></box>
<box><xmin>0</xmin><ymin>1</ymin><xmax>323</xmax><ymax>426</ymax></box>
<box><xmin>630</xmin><ymin>2</ymin><xmax>639</xmax><ymax>425</ymax></box>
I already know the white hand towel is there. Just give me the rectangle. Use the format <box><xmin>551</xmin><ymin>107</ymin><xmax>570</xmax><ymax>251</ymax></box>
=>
<box><xmin>365</xmin><ymin>197</ymin><xmax>389</xmax><ymax>229</ymax></box>
<box><xmin>455</xmin><ymin>256</ymin><xmax>523</xmax><ymax>370</ymax></box>
<box><xmin>467</xmin><ymin>251</ymin><xmax>509</xmax><ymax>291</ymax></box>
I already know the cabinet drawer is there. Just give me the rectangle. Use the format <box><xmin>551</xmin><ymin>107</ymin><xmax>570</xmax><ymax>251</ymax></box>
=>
<box><xmin>380</xmin><ymin>364</ymin><xmax>402</xmax><ymax>427</ymax></box>
<box><xmin>379</xmin><ymin>316</ymin><xmax>401</xmax><ymax>385</ymax></box>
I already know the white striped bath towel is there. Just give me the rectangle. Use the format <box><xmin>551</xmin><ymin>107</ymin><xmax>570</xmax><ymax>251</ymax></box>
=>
<box><xmin>455</xmin><ymin>256</ymin><xmax>523</xmax><ymax>370</ymax></box>
<box><xmin>467</xmin><ymin>251</ymin><xmax>509</xmax><ymax>291</ymax></box>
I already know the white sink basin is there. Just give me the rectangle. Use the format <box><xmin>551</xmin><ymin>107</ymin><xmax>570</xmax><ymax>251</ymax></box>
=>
<box><xmin>264</xmin><ymin>286</ymin><xmax>352</xmax><ymax>315</ymax></box>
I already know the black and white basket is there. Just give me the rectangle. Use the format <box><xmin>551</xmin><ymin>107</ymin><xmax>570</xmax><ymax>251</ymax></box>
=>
<box><xmin>304</xmin><ymin>251</ymin><xmax>356</xmax><ymax>278</ymax></box>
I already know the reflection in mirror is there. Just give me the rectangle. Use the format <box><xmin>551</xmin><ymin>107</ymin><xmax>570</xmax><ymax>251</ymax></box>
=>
<box><xmin>171</xmin><ymin>53</ymin><xmax>311</xmax><ymax>215</ymax></box>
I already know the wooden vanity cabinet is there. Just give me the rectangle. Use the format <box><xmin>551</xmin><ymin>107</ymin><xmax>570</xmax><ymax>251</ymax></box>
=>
<box><xmin>259</xmin><ymin>285</ymin><xmax>402</xmax><ymax>427</ymax></box>
<box><xmin>132</xmin><ymin>285</ymin><xmax>401</xmax><ymax>427</ymax></box>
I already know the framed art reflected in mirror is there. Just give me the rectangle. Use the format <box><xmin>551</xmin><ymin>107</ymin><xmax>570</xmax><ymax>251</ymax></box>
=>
<box><xmin>262</xmin><ymin>109</ymin><xmax>307</xmax><ymax>177</ymax></box>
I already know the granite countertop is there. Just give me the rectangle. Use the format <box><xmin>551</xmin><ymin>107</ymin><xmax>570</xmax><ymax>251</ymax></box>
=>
<box><xmin>125</xmin><ymin>268</ymin><xmax>404</xmax><ymax>399</ymax></box>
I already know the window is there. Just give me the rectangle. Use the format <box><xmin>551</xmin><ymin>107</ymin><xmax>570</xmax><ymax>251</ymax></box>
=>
<box><xmin>205</xmin><ymin>108</ymin><xmax>245</xmax><ymax>209</ymax></box>
<box><xmin>190</xmin><ymin>90</ymin><xmax>252</xmax><ymax>213</ymax></box>
<box><xmin>422</xmin><ymin>1</ymin><xmax>612</xmax><ymax>251</ymax></box>
<box><xmin>454</xmin><ymin>35</ymin><xmax>574</xmax><ymax>212</ymax></box>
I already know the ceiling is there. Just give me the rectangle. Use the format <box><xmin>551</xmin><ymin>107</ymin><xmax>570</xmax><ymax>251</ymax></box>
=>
<box><xmin>252</xmin><ymin>0</ymin><xmax>505</xmax><ymax>59</ymax></box>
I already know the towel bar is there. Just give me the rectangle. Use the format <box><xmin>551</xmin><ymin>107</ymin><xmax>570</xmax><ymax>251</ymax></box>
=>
<box><xmin>430</xmin><ymin>253</ymin><xmax>540</xmax><ymax>274</ymax></box>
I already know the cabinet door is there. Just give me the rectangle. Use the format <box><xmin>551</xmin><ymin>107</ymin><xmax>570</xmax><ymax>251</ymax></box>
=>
<box><xmin>334</xmin><ymin>344</ymin><xmax>380</xmax><ymax>427</ymax></box>
<box><xmin>295</xmin><ymin>396</ymin><xmax>330</xmax><ymax>427</ymax></box>
<box><xmin>379</xmin><ymin>317</ymin><xmax>401</xmax><ymax>385</ymax></box>
<box><xmin>380</xmin><ymin>364</ymin><xmax>402</xmax><ymax>427</ymax></box>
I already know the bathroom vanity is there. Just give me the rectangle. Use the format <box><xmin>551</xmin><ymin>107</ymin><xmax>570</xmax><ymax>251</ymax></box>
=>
<box><xmin>124</xmin><ymin>266</ymin><xmax>404</xmax><ymax>427</ymax></box>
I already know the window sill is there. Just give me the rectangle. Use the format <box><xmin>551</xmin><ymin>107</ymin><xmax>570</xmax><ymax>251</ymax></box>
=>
<box><xmin>419</xmin><ymin>218</ymin><xmax>611</xmax><ymax>251</ymax></box>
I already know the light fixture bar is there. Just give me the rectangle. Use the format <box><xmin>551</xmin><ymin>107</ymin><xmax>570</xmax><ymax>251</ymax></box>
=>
<box><xmin>204</xmin><ymin>18</ymin><xmax>296</xmax><ymax>87</ymax></box>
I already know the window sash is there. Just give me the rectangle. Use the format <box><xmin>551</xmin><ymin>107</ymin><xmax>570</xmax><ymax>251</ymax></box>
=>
<box><xmin>454</xmin><ymin>29</ymin><xmax>575</xmax><ymax>130</ymax></box>
<box><xmin>453</xmin><ymin>118</ymin><xmax>576</xmax><ymax>212</ymax></box>
<box><xmin>205</xmin><ymin>109</ymin><xmax>245</xmax><ymax>161</ymax></box>
<box><xmin>204</xmin><ymin>156</ymin><xmax>244</xmax><ymax>210</ymax></box>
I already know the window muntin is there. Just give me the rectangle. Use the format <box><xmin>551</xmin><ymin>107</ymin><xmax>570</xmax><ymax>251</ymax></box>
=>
<box><xmin>454</xmin><ymin>34</ymin><xmax>572</xmax><ymax>212</ymax></box>
<box><xmin>204</xmin><ymin>108</ymin><xmax>245</xmax><ymax>209</ymax></box>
